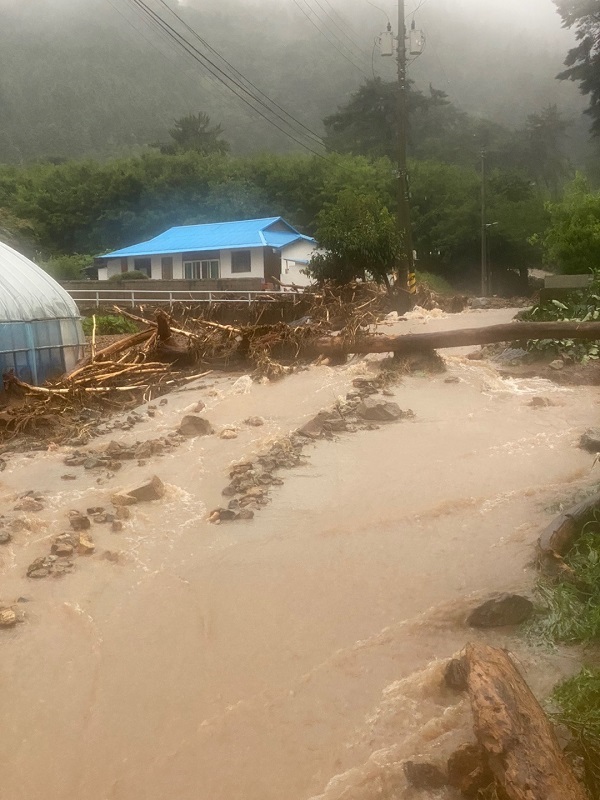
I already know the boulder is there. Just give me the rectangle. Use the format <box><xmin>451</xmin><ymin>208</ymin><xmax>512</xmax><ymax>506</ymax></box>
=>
<box><xmin>14</xmin><ymin>497</ymin><xmax>44</xmax><ymax>513</ymax></box>
<box><xmin>549</xmin><ymin>359</ymin><xmax>565</xmax><ymax>370</ymax></box>
<box><xmin>245</xmin><ymin>416</ymin><xmax>265</xmax><ymax>427</ymax></box>
<box><xmin>580</xmin><ymin>428</ymin><xmax>600</xmax><ymax>453</ymax></box>
<box><xmin>0</xmin><ymin>531</ymin><xmax>11</xmax><ymax>545</ymax></box>
<box><xmin>220</xmin><ymin>429</ymin><xmax>238</xmax><ymax>440</ymax></box>
<box><xmin>466</xmin><ymin>593</ymin><xmax>533</xmax><ymax>628</ymax></box>
<box><xmin>357</xmin><ymin>399</ymin><xmax>405</xmax><ymax>421</ymax></box>
<box><xmin>444</xmin><ymin>657</ymin><xmax>468</xmax><ymax>692</ymax></box>
<box><xmin>69</xmin><ymin>512</ymin><xmax>91</xmax><ymax>531</ymax></box>
<box><xmin>447</xmin><ymin>744</ymin><xmax>493</xmax><ymax>797</ymax></box>
<box><xmin>403</xmin><ymin>761</ymin><xmax>447</xmax><ymax>790</ymax></box>
<box><xmin>112</xmin><ymin>475</ymin><xmax>165</xmax><ymax>506</ymax></box>
<box><xmin>51</xmin><ymin>540</ymin><xmax>74</xmax><ymax>557</ymax></box>
<box><xmin>78</xmin><ymin>533</ymin><xmax>95</xmax><ymax>555</ymax></box>
<box><xmin>178</xmin><ymin>415</ymin><xmax>214</xmax><ymax>437</ymax></box>
<box><xmin>0</xmin><ymin>608</ymin><xmax>17</xmax><ymax>627</ymax></box>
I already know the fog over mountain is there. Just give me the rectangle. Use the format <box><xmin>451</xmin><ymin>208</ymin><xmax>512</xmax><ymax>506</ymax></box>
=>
<box><xmin>0</xmin><ymin>0</ymin><xmax>588</xmax><ymax>163</ymax></box>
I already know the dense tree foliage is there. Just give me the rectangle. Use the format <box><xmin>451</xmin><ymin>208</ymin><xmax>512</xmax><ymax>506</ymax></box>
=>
<box><xmin>0</xmin><ymin>147</ymin><xmax>548</xmax><ymax>290</ymax></box>
<box><xmin>153</xmin><ymin>113</ymin><xmax>230</xmax><ymax>156</ymax></box>
<box><xmin>536</xmin><ymin>174</ymin><xmax>600</xmax><ymax>273</ymax></box>
<box><xmin>309</xmin><ymin>190</ymin><xmax>401</xmax><ymax>288</ymax></box>
<box><xmin>555</xmin><ymin>0</ymin><xmax>600</xmax><ymax>134</ymax></box>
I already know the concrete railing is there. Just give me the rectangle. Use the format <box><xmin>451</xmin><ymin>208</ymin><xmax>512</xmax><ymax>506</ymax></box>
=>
<box><xmin>67</xmin><ymin>289</ymin><xmax>306</xmax><ymax>308</ymax></box>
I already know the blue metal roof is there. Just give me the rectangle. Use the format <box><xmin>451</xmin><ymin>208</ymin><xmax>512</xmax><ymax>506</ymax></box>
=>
<box><xmin>99</xmin><ymin>217</ymin><xmax>315</xmax><ymax>259</ymax></box>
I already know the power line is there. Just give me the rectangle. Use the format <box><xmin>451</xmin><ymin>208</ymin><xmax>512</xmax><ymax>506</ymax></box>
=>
<box><xmin>103</xmin><ymin>0</ymin><xmax>261</xmax><ymax>129</ymax></box>
<box><xmin>321</xmin><ymin>0</ymin><xmax>371</xmax><ymax>52</ymax></box>
<box><xmin>124</xmin><ymin>0</ymin><xmax>328</xmax><ymax>157</ymax></box>
<box><xmin>309</xmin><ymin>0</ymin><xmax>371</xmax><ymax>59</ymax></box>
<box><xmin>292</xmin><ymin>0</ymin><xmax>369</xmax><ymax>76</ymax></box>
<box><xmin>154</xmin><ymin>0</ymin><xmax>327</xmax><ymax>148</ymax></box>
<box><xmin>304</xmin><ymin>0</ymin><xmax>371</xmax><ymax>68</ymax></box>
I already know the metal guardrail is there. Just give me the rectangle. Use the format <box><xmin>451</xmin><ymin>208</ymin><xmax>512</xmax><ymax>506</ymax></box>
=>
<box><xmin>67</xmin><ymin>289</ymin><xmax>306</xmax><ymax>308</ymax></box>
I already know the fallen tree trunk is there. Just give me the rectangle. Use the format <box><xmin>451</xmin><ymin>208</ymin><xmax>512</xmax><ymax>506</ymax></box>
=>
<box><xmin>466</xmin><ymin>643</ymin><xmax>588</xmax><ymax>800</ymax></box>
<box><xmin>313</xmin><ymin>321</ymin><xmax>600</xmax><ymax>355</ymax></box>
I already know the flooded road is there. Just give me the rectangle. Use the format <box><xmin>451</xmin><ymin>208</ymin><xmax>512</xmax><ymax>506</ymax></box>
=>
<box><xmin>0</xmin><ymin>308</ymin><xmax>597</xmax><ymax>800</ymax></box>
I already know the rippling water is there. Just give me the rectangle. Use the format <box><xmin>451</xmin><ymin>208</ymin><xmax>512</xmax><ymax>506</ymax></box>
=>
<box><xmin>0</xmin><ymin>309</ymin><xmax>596</xmax><ymax>800</ymax></box>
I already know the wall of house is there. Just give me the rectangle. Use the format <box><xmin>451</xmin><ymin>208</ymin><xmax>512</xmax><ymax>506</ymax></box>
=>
<box><xmin>281</xmin><ymin>239</ymin><xmax>317</xmax><ymax>288</ymax></box>
<box><xmin>98</xmin><ymin>249</ymin><xmax>265</xmax><ymax>281</ymax></box>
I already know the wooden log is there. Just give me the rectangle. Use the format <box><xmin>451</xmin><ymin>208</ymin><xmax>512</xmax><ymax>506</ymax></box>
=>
<box><xmin>312</xmin><ymin>321</ymin><xmax>600</xmax><ymax>355</ymax></box>
<box><xmin>465</xmin><ymin>643</ymin><xmax>587</xmax><ymax>800</ymax></box>
<box><xmin>536</xmin><ymin>491</ymin><xmax>600</xmax><ymax>579</ymax></box>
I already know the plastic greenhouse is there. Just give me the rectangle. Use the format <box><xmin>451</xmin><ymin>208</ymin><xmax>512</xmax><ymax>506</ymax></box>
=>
<box><xmin>0</xmin><ymin>241</ymin><xmax>85</xmax><ymax>385</ymax></box>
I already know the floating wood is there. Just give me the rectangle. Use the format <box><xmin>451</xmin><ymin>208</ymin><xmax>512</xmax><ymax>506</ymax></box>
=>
<box><xmin>313</xmin><ymin>321</ymin><xmax>600</xmax><ymax>355</ymax></box>
<box><xmin>466</xmin><ymin>643</ymin><xmax>587</xmax><ymax>800</ymax></box>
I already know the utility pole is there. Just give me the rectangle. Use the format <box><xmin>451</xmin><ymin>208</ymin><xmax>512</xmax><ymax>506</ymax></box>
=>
<box><xmin>480</xmin><ymin>147</ymin><xmax>488</xmax><ymax>296</ymax></box>
<box><xmin>396</xmin><ymin>0</ymin><xmax>415</xmax><ymax>304</ymax></box>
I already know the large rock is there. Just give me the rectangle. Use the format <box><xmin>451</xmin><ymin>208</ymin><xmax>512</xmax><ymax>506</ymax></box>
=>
<box><xmin>69</xmin><ymin>512</ymin><xmax>91</xmax><ymax>531</ymax></box>
<box><xmin>0</xmin><ymin>608</ymin><xmax>17</xmax><ymax>627</ymax></box>
<box><xmin>580</xmin><ymin>428</ymin><xmax>600</xmax><ymax>453</ymax></box>
<box><xmin>466</xmin><ymin>593</ymin><xmax>533</xmax><ymax>628</ymax></box>
<box><xmin>78</xmin><ymin>533</ymin><xmax>95</xmax><ymax>555</ymax></box>
<box><xmin>444</xmin><ymin>657</ymin><xmax>468</xmax><ymax>692</ymax></box>
<box><xmin>112</xmin><ymin>475</ymin><xmax>165</xmax><ymax>505</ymax></box>
<box><xmin>178</xmin><ymin>415</ymin><xmax>214</xmax><ymax>437</ymax></box>
<box><xmin>403</xmin><ymin>761</ymin><xmax>447</xmax><ymax>790</ymax></box>
<box><xmin>357</xmin><ymin>399</ymin><xmax>405</xmax><ymax>421</ymax></box>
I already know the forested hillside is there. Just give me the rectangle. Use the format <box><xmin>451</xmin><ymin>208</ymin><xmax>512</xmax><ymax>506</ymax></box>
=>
<box><xmin>0</xmin><ymin>0</ymin><xmax>590</xmax><ymax>164</ymax></box>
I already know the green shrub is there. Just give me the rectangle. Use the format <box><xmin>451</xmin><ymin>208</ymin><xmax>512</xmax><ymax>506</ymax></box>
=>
<box><xmin>107</xmin><ymin>270</ymin><xmax>149</xmax><ymax>282</ymax></box>
<box><xmin>415</xmin><ymin>271</ymin><xmax>454</xmax><ymax>294</ymax></box>
<box><xmin>552</xmin><ymin>668</ymin><xmax>600</xmax><ymax>796</ymax></box>
<box><xmin>82</xmin><ymin>315</ymin><xmax>138</xmax><ymax>336</ymax></box>
<box><xmin>521</xmin><ymin>269</ymin><xmax>600</xmax><ymax>362</ymax></box>
<box><xmin>40</xmin><ymin>253</ymin><xmax>93</xmax><ymax>280</ymax></box>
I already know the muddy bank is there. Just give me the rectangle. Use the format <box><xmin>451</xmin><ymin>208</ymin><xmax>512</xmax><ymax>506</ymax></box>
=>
<box><xmin>0</xmin><ymin>308</ymin><xmax>598</xmax><ymax>800</ymax></box>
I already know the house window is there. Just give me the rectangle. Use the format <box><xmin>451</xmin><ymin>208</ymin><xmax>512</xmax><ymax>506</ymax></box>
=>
<box><xmin>231</xmin><ymin>250</ymin><xmax>252</xmax><ymax>273</ymax></box>
<box><xmin>161</xmin><ymin>257</ymin><xmax>173</xmax><ymax>280</ymax></box>
<box><xmin>184</xmin><ymin>260</ymin><xmax>219</xmax><ymax>280</ymax></box>
<box><xmin>133</xmin><ymin>258</ymin><xmax>151</xmax><ymax>277</ymax></box>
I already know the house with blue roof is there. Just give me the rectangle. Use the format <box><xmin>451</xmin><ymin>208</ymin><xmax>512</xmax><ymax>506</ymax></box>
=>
<box><xmin>96</xmin><ymin>217</ymin><xmax>317</xmax><ymax>288</ymax></box>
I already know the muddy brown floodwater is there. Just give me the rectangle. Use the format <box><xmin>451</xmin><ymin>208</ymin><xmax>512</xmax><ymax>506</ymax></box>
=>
<box><xmin>0</xmin><ymin>308</ymin><xmax>597</xmax><ymax>800</ymax></box>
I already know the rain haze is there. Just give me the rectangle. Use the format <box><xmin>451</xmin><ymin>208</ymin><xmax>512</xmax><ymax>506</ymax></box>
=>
<box><xmin>2</xmin><ymin>2</ymin><xmax>600</xmax><ymax>800</ymax></box>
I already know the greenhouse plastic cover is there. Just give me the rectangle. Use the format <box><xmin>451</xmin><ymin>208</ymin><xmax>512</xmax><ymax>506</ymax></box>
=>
<box><xmin>0</xmin><ymin>240</ymin><xmax>81</xmax><ymax>322</ymax></box>
<box><xmin>0</xmin><ymin>241</ymin><xmax>84</xmax><ymax>384</ymax></box>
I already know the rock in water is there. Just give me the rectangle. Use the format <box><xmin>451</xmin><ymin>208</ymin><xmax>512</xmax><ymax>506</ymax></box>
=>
<box><xmin>0</xmin><ymin>608</ymin><xmax>17</xmax><ymax>627</ymax></box>
<box><xmin>466</xmin><ymin>593</ymin><xmax>533</xmax><ymax>628</ymax></box>
<box><xmin>403</xmin><ymin>761</ymin><xmax>447</xmax><ymax>790</ymax></box>
<box><xmin>580</xmin><ymin>428</ymin><xmax>600</xmax><ymax>453</ymax></box>
<box><xmin>112</xmin><ymin>475</ymin><xmax>165</xmax><ymax>505</ymax></box>
<box><xmin>178</xmin><ymin>415</ymin><xmax>214</xmax><ymax>437</ymax></box>
<box><xmin>245</xmin><ymin>416</ymin><xmax>265</xmax><ymax>427</ymax></box>
<box><xmin>69</xmin><ymin>512</ymin><xmax>91</xmax><ymax>531</ymax></box>
<box><xmin>444</xmin><ymin>657</ymin><xmax>468</xmax><ymax>691</ymax></box>
<box><xmin>14</xmin><ymin>498</ymin><xmax>44</xmax><ymax>513</ymax></box>
<box><xmin>78</xmin><ymin>533</ymin><xmax>95</xmax><ymax>555</ymax></box>
<box><xmin>356</xmin><ymin>399</ymin><xmax>405</xmax><ymax>421</ymax></box>
<box><xmin>447</xmin><ymin>743</ymin><xmax>493</xmax><ymax>797</ymax></box>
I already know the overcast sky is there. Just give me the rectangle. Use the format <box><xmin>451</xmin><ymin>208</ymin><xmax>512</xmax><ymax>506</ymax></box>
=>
<box><xmin>331</xmin><ymin>0</ymin><xmax>570</xmax><ymax>39</ymax></box>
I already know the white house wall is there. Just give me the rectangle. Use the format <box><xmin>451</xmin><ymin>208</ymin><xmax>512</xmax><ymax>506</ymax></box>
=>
<box><xmin>98</xmin><ymin>248</ymin><xmax>267</xmax><ymax>281</ymax></box>
<box><xmin>281</xmin><ymin>239</ymin><xmax>317</xmax><ymax>288</ymax></box>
